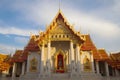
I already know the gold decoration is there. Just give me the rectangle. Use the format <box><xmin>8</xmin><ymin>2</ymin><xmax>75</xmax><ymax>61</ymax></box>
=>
<box><xmin>30</xmin><ymin>57</ymin><xmax>38</xmax><ymax>72</ymax></box>
<box><xmin>83</xmin><ymin>55</ymin><xmax>92</xmax><ymax>71</ymax></box>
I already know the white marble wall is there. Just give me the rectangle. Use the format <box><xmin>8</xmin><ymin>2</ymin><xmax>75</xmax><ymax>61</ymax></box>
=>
<box><xmin>80</xmin><ymin>51</ymin><xmax>94</xmax><ymax>72</ymax></box>
<box><xmin>27</xmin><ymin>52</ymin><xmax>40</xmax><ymax>73</ymax></box>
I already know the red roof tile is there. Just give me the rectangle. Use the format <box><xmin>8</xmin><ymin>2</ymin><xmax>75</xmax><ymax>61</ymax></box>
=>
<box><xmin>24</xmin><ymin>37</ymin><xmax>39</xmax><ymax>52</ymax></box>
<box><xmin>11</xmin><ymin>50</ymin><xmax>24</xmax><ymax>62</ymax></box>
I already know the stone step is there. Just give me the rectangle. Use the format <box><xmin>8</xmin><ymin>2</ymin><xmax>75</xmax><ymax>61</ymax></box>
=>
<box><xmin>51</xmin><ymin>73</ymin><xmax>69</xmax><ymax>78</ymax></box>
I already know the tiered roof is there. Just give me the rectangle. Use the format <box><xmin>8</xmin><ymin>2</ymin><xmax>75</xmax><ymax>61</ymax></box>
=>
<box><xmin>11</xmin><ymin>50</ymin><xmax>24</xmax><ymax>62</ymax></box>
<box><xmin>108</xmin><ymin>52</ymin><xmax>120</xmax><ymax>69</ymax></box>
<box><xmin>24</xmin><ymin>36</ymin><xmax>39</xmax><ymax>52</ymax></box>
<box><xmin>81</xmin><ymin>34</ymin><xmax>100</xmax><ymax>60</ymax></box>
<box><xmin>11</xmin><ymin>37</ymin><xmax>40</xmax><ymax>62</ymax></box>
<box><xmin>97</xmin><ymin>49</ymin><xmax>109</xmax><ymax>61</ymax></box>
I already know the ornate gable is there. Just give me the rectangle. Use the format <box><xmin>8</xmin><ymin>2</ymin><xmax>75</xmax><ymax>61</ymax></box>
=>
<box><xmin>49</xmin><ymin>12</ymin><xmax>71</xmax><ymax>34</ymax></box>
<box><xmin>37</xmin><ymin>10</ymin><xmax>84</xmax><ymax>44</ymax></box>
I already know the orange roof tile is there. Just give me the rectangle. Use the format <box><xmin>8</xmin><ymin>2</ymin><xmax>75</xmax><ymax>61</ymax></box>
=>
<box><xmin>110</xmin><ymin>52</ymin><xmax>120</xmax><ymax>61</ymax></box>
<box><xmin>81</xmin><ymin>35</ymin><xmax>100</xmax><ymax>60</ymax></box>
<box><xmin>108</xmin><ymin>52</ymin><xmax>120</xmax><ymax>69</ymax></box>
<box><xmin>81</xmin><ymin>35</ymin><xmax>96</xmax><ymax>50</ymax></box>
<box><xmin>98</xmin><ymin>49</ymin><xmax>109</xmax><ymax>61</ymax></box>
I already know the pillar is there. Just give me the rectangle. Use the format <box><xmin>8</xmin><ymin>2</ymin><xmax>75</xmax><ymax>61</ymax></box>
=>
<box><xmin>12</xmin><ymin>63</ymin><xmax>16</xmax><ymax>78</ymax></box>
<box><xmin>68</xmin><ymin>49</ymin><xmax>71</xmax><ymax>72</ymax></box>
<box><xmin>69</xmin><ymin>49</ymin><xmax>71</xmax><ymax>65</ymax></box>
<box><xmin>46</xmin><ymin>41</ymin><xmax>51</xmax><ymax>75</ymax></box>
<box><xmin>47</xmin><ymin>41</ymin><xmax>51</xmax><ymax>60</ymax></box>
<box><xmin>105</xmin><ymin>62</ymin><xmax>109</xmax><ymax>76</ymax></box>
<box><xmin>70</xmin><ymin>41</ymin><xmax>76</xmax><ymax>74</ymax></box>
<box><xmin>21</xmin><ymin>62</ymin><xmax>25</xmax><ymax>75</ymax></box>
<box><xmin>40</xmin><ymin>42</ymin><xmax>44</xmax><ymax>73</ymax></box>
<box><xmin>76</xmin><ymin>44</ymin><xmax>81</xmax><ymax>73</ymax></box>
<box><xmin>96</xmin><ymin>61</ymin><xmax>100</xmax><ymax>74</ymax></box>
<box><xmin>91</xmin><ymin>53</ymin><xmax>95</xmax><ymax>73</ymax></box>
<box><xmin>76</xmin><ymin>44</ymin><xmax>80</xmax><ymax>62</ymax></box>
<box><xmin>80</xmin><ymin>52</ymin><xmax>83</xmax><ymax>72</ymax></box>
<box><xmin>70</xmin><ymin>41</ymin><xmax>74</xmax><ymax>61</ymax></box>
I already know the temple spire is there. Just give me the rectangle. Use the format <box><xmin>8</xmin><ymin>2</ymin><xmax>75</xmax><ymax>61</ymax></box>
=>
<box><xmin>59</xmin><ymin>0</ymin><xmax>61</xmax><ymax>11</ymax></box>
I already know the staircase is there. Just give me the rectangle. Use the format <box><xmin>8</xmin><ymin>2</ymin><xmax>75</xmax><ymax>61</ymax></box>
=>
<box><xmin>20</xmin><ymin>73</ymin><xmax>39</xmax><ymax>80</ymax></box>
<box><xmin>20</xmin><ymin>72</ymin><xmax>102</xmax><ymax>80</ymax></box>
<box><xmin>1</xmin><ymin>73</ymin><xmax>120</xmax><ymax>80</ymax></box>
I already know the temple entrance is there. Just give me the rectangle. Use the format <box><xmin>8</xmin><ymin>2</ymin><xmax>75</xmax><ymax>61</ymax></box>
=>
<box><xmin>56</xmin><ymin>54</ymin><xmax>64</xmax><ymax>73</ymax></box>
<box><xmin>54</xmin><ymin>50</ymin><xmax>66</xmax><ymax>73</ymax></box>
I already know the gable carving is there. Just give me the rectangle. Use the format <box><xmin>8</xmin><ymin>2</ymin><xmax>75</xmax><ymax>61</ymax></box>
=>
<box><xmin>50</xmin><ymin>24</ymin><xmax>71</xmax><ymax>34</ymax></box>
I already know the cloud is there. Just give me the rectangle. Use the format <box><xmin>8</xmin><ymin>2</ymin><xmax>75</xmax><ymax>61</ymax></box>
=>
<box><xmin>64</xmin><ymin>10</ymin><xmax>120</xmax><ymax>38</ymax></box>
<box><xmin>0</xmin><ymin>26</ymin><xmax>38</xmax><ymax>36</ymax></box>
<box><xmin>11</xmin><ymin>0</ymin><xmax>59</xmax><ymax>25</ymax></box>
<box><xmin>14</xmin><ymin>36</ymin><xmax>29</xmax><ymax>44</ymax></box>
<box><xmin>0</xmin><ymin>44</ymin><xmax>22</xmax><ymax>55</ymax></box>
<box><xmin>9</xmin><ymin>0</ymin><xmax>120</xmax><ymax>38</ymax></box>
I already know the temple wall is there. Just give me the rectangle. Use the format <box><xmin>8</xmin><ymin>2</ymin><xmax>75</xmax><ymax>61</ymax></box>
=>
<box><xmin>80</xmin><ymin>51</ymin><xmax>93</xmax><ymax>72</ymax></box>
<box><xmin>27</xmin><ymin>52</ymin><xmax>40</xmax><ymax>73</ymax></box>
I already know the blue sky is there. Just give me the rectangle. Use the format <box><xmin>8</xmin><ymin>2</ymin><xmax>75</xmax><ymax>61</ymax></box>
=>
<box><xmin>0</xmin><ymin>0</ymin><xmax>120</xmax><ymax>54</ymax></box>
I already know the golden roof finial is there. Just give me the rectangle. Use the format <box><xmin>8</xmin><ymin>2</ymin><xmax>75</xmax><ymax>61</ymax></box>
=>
<box><xmin>30</xmin><ymin>32</ymin><xmax>33</xmax><ymax>38</ymax></box>
<box><xmin>59</xmin><ymin>0</ymin><xmax>61</xmax><ymax>12</ymax></box>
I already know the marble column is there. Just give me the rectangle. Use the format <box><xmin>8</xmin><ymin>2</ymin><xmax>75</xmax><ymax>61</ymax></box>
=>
<box><xmin>70</xmin><ymin>41</ymin><xmax>76</xmax><ymax>74</ymax></box>
<box><xmin>96</xmin><ymin>61</ymin><xmax>100</xmax><ymax>74</ymax></box>
<box><xmin>47</xmin><ymin>41</ymin><xmax>51</xmax><ymax>60</ymax></box>
<box><xmin>26</xmin><ymin>54</ymin><xmax>30</xmax><ymax>73</ymax></box>
<box><xmin>68</xmin><ymin>49</ymin><xmax>71</xmax><ymax>72</ymax></box>
<box><xmin>69</xmin><ymin>49</ymin><xmax>71</xmax><ymax>65</ymax></box>
<box><xmin>105</xmin><ymin>62</ymin><xmax>109</xmax><ymax>76</ymax></box>
<box><xmin>91</xmin><ymin>53</ymin><xmax>95</xmax><ymax>73</ymax></box>
<box><xmin>21</xmin><ymin>62</ymin><xmax>25</xmax><ymax>75</ymax></box>
<box><xmin>12</xmin><ymin>63</ymin><xmax>16</xmax><ymax>78</ymax></box>
<box><xmin>70</xmin><ymin>41</ymin><xmax>74</xmax><ymax>61</ymax></box>
<box><xmin>46</xmin><ymin>41</ymin><xmax>51</xmax><ymax>75</ymax></box>
<box><xmin>80</xmin><ymin>52</ymin><xmax>83</xmax><ymax>72</ymax></box>
<box><xmin>40</xmin><ymin>42</ymin><xmax>44</xmax><ymax>73</ymax></box>
<box><xmin>76</xmin><ymin>44</ymin><xmax>80</xmax><ymax>62</ymax></box>
<box><xmin>76</xmin><ymin>44</ymin><xmax>81</xmax><ymax>73</ymax></box>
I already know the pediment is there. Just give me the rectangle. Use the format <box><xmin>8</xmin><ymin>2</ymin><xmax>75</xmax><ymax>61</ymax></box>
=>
<box><xmin>49</xmin><ymin>24</ymin><xmax>71</xmax><ymax>34</ymax></box>
<box><xmin>37</xmin><ymin>11</ymin><xmax>84</xmax><ymax>44</ymax></box>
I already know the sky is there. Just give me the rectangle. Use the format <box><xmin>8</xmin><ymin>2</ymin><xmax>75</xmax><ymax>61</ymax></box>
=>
<box><xmin>0</xmin><ymin>0</ymin><xmax>120</xmax><ymax>54</ymax></box>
